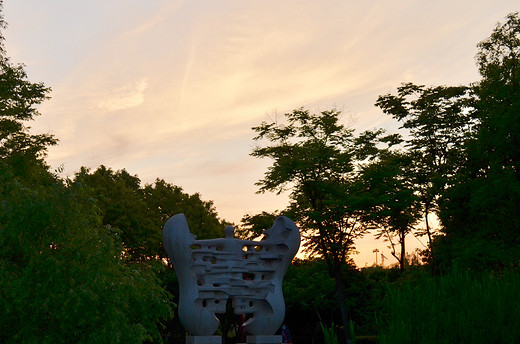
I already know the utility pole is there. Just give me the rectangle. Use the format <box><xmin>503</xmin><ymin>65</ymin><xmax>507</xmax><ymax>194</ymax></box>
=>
<box><xmin>380</xmin><ymin>253</ymin><xmax>386</xmax><ymax>267</ymax></box>
<box><xmin>372</xmin><ymin>248</ymin><xmax>379</xmax><ymax>266</ymax></box>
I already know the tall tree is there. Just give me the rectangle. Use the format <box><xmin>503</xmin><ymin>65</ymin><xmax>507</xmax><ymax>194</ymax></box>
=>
<box><xmin>0</xmin><ymin>3</ymin><xmax>172</xmax><ymax>340</ymax></box>
<box><xmin>142</xmin><ymin>178</ymin><xmax>224</xmax><ymax>244</ymax></box>
<box><xmin>0</xmin><ymin>3</ymin><xmax>56</xmax><ymax>182</ymax></box>
<box><xmin>251</xmin><ymin>108</ymin><xmax>371</xmax><ymax>343</ymax></box>
<box><xmin>356</xmin><ymin>150</ymin><xmax>421</xmax><ymax>271</ymax></box>
<box><xmin>438</xmin><ymin>12</ymin><xmax>520</xmax><ymax>269</ymax></box>
<box><xmin>74</xmin><ymin>166</ymin><xmax>156</xmax><ymax>262</ymax></box>
<box><xmin>0</xmin><ymin>170</ymin><xmax>172</xmax><ymax>343</ymax></box>
<box><xmin>74</xmin><ymin>166</ymin><xmax>225</xmax><ymax>262</ymax></box>
<box><xmin>375</xmin><ymin>83</ymin><xmax>474</xmax><ymax>248</ymax></box>
<box><xmin>473</xmin><ymin>11</ymin><xmax>520</xmax><ymax>181</ymax></box>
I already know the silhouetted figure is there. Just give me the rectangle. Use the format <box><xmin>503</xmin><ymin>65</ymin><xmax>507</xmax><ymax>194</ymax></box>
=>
<box><xmin>281</xmin><ymin>324</ymin><xmax>292</xmax><ymax>344</ymax></box>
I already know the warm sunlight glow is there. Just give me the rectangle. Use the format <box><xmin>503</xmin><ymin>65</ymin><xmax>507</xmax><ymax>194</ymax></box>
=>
<box><xmin>4</xmin><ymin>0</ymin><xmax>518</xmax><ymax>266</ymax></box>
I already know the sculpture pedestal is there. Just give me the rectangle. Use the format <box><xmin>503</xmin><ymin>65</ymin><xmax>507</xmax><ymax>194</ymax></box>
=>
<box><xmin>247</xmin><ymin>335</ymin><xmax>281</xmax><ymax>344</ymax></box>
<box><xmin>186</xmin><ymin>336</ymin><xmax>222</xmax><ymax>344</ymax></box>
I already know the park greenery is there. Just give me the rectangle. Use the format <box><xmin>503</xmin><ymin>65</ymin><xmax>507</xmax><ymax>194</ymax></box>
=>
<box><xmin>0</xmin><ymin>2</ymin><xmax>519</xmax><ymax>343</ymax></box>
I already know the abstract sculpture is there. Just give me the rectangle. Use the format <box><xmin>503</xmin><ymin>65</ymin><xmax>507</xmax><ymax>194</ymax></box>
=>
<box><xmin>163</xmin><ymin>213</ymin><xmax>300</xmax><ymax>344</ymax></box>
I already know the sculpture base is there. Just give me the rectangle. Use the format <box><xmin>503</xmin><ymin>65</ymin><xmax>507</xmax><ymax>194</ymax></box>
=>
<box><xmin>186</xmin><ymin>336</ymin><xmax>222</xmax><ymax>344</ymax></box>
<box><xmin>247</xmin><ymin>335</ymin><xmax>281</xmax><ymax>344</ymax></box>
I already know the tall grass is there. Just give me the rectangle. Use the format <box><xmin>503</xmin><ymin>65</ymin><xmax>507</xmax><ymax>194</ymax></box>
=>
<box><xmin>317</xmin><ymin>316</ymin><xmax>357</xmax><ymax>344</ymax></box>
<box><xmin>378</xmin><ymin>268</ymin><xmax>520</xmax><ymax>344</ymax></box>
<box><xmin>317</xmin><ymin>314</ymin><xmax>339</xmax><ymax>344</ymax></box>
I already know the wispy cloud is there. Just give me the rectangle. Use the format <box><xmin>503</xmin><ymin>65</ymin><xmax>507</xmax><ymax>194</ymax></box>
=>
<box><xmin>8</xmin><ymin>0</ymin><xmax>520</xmax><ymax>228</ymax></box>
<box><xmin>98</xmin><ymin>79</ymin><xmax>148</xmax><ymax>112</ymax></box>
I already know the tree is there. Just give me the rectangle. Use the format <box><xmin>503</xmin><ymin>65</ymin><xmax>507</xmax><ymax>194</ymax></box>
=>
<box><xmin>437</xmin><ymin>12</ymin><xmax>520</xmax><ymax>270</ymax></box>
<box><xmin>375</xmin><ymin>83</ymin><xmax>474</xmax><ymax>249</ymax></box>
<box><xmin>0</xmin><ymin>3</ymin><xmax>56</xmax><ymax>182</ymax></box>
<box><xmin>356</xmin><ymin>150</ymin><xmax>421</xmax><ymax>271</ymax></box>
<box><xmin>74</xmin><ymin>166</ymin><xmax>230</xmax><ymax>340</ymax></box>
<box><xmin>142</xmin><ymin>178</ymin><xmax>224</xmax><ymax>242</ymax></box>
<box><xmin>0</xmin><ymin>168</ymin><xmax>172</xmax><ymax>343</ymax></box>
<box><xmin>0</xmin><ymin>4</ymin><xmax>172</xmax><ymax>341</ymax></box>
<box><xmin>251</xmin><ymin>108</ymin><xmax>371</xmax><ymax>343</ymax></box>
<box><xmin>74</xmin><ymin>166</ymin><xmax>225</xmax><ymax>263</ymax></box>
<box><xmin>238</xmin><ymin>211</ymin><xmax>280</xmax><ymax>240</ymax></box>
<box><xmin>282</xmin><ymin>259</ymin><xmax>338</xmax><ymax>341</ymax></box>
<box><xmin>74</xmin><ymin>166</ymin><xmax>156</xmax><ymax>262</ymax></box>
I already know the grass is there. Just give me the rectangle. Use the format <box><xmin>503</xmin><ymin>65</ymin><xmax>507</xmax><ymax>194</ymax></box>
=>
<box><xmin>378</xmin><ymin>267</ymin><xmax>520</xmax><ymax>343</ymax></box>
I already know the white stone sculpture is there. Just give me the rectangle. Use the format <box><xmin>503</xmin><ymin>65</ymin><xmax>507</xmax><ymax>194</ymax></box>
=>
<box><xmin>163</xmin><ymin>213</ymin><xmax>300</xmax><ymax>343</ymax></box>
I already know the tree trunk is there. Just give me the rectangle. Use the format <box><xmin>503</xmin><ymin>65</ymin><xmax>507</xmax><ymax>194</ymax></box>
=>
<box><xmin>334</xmin><ymin>271</ymin><xmax>351</xmax><ymax>343</ymax></box>
<box><xmin>317</xmin><ymin>222</ymin><xmax>352</xmax><ymax>343</ymax></box>
<box><xmin>326</xmin><ymin>261</ymin><xmax>351</xmax><ymax>344</ymax></box>
<box><xmin>424</xmin><ymin>204</ymin><xmax>432</xmax><ymax>246</ymax></box>
<box><xmin>400</xmin><ymin>230</ymin><xmax>406</xmax><ymax>272</ymax></box>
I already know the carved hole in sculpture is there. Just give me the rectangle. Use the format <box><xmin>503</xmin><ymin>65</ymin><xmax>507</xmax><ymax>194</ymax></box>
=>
<box><xmin>190</xmin><ymin>244</ymin><xmax>201</xmax><ymax>250</ymax></box>
<box><xmin>215</xmin><ymin>299</ymin><xmax>220</xmax><ymax>304</ymax></box>
<box><xmin>202</xmin><ymin>299</ymin><xmax>207</xmax><ymax>307</ymax></box>
<box><xmin>265</xmin><ymin>247</ymin><xmax>270</xmax><ymax>252</ymax></box>
<box><xmin>249</xmin><ymin>300</ymin><xmax>254</xmax><ymax>308</ymax></box>
<box><xmin>213</xmin><ymin>283</ymin><xmax>220</xmax><ymax>287</ymax></box>
<box><xmin>203</xmin><ymin>256</ymin><xmax>217</xmax><ymax>264</ymax></box>
<box><xmin>216</xmin><ymin>246</ymin><xmax>222</xmax><ymax>251</ymax></box>
<box><xmin>242</xmin><ymin>246</ymin><xmax>248</xmax><ymax>252</ymax></box>
<box><xmin>197</xmin><ymin>277</ymin><xmax>204</xmax><ymax>286</ymax></box>
<box><xmin>243</xmin><ymin>272</ymin><xmax>255</xmax><ymax>280</ymax></box>
<box><xmin>254</xmin><ymin>246</ymin><xmax>261</xmax><ymax>252</ymax></box>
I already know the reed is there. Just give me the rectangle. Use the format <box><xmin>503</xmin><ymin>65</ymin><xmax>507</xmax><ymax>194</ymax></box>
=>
<box><xmin>317</xmin><ymin>314</ymin><xmax>339</xmax><ymax>344</ymax></box>
<box><xmin>378</xmin><ymin>268</ymin><xmax>520</xmax><ymax>343</ymax></box>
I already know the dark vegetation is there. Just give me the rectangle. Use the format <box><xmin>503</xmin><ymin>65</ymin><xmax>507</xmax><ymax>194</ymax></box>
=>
<box><xmin>1</xmin><ymin>2</ymin><xmax>518</xmax><ymax>342</ymax></box>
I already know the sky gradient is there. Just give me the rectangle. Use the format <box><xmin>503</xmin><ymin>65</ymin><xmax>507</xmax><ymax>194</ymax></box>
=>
<box><xmin>4</xmin><ymin>1</ymin><xmax>518</xmax><ymax>266</ymax></box>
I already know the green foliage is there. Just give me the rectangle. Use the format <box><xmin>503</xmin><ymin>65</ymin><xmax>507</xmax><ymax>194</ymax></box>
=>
<box><xmin>356</xmin><ymin>150</ymin><xmax>421</xmax><ymax>271</ymax></box>
<box><xmin>476</xmin><ymin>12</ymin><xmax>520</xmax><ymax>84</ymax></box>
<box><xmin>74</xmin><ymin>166</ymin><xmax>156</xmax><ymax>261</ymax></box>
<box><xmin>0</xmin><ymin>10</ymin><xmax>56</xmax><ymax>181</ymax></box>
<box><xmin>282</xmin><ymin>260</ymin><xmax>389</xmax><ymax>342</ymax></box>
<box><xmin>0</xmin><ymin>166</ymin><xmax>172</xmax><ymax>343</ymax></box>
<box><xmin>375</xmin><ymin>83</ymin><xmax>474</xmax><ymax>248</ymax></box>
<box><xmin>436</xmin><ymin>12</ymin><xmax>520</xmax><ymax>270</ymax></box>
<box><xmin>252</xmin><ymin>108</ymin><xmax>378</xmax><ymax>342</ymax></box>
<box><xmin>284</xmin><ymin>259</ymin><xmax>337</xmax><ymax>312</ymax></box>
<box><xmin>238</xmin><ymin>211</ymin><xmax>280</xmax><ymax>240</ymax></box>
<box><xmin>348</xmin><ymin>321</ymin><xmax>356</xmax><ymax>344</ymax></box>
<box><xmin>74</xmin><ymin>166</ymin><xmax>225</xmax><ymax>262</ymax></box>
<box><xmin>252</xmin><ymin>108</ymin><xmax>371</xmax><ymax>267</ymax></box>
<box><xmin>317</xmin><ymin>316</ymin><xmax>356</xmax><ymax>344</ymax></box>
<box><xmin>142</xmin><ymin>178</ymin><xmax>224</xmax><ymax>241</ymax></box>
<box><xmin>378</xmin><ymin>268</ymin><xmax>520</xmax><ymax>344</ymax></box>
<box><xmin>73</xmin><ymin>166</ymin><xmax>228</xmax><ymax>340</ymax></box>
<box><xmin>0</xmin><ymin>7</ymin><xmax>173</xmax><ymax>341</ymax></box>
<box><xmin>318</xmin><ymin>318</ymin><xmax>339</xmax><ymax>344</ymax></box>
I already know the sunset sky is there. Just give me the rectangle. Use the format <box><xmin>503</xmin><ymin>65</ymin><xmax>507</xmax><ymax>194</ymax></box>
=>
<box><xmin>4</xmin><ymin>1</ymin><xmax>518</xmax><ymax>266</ymax></box>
